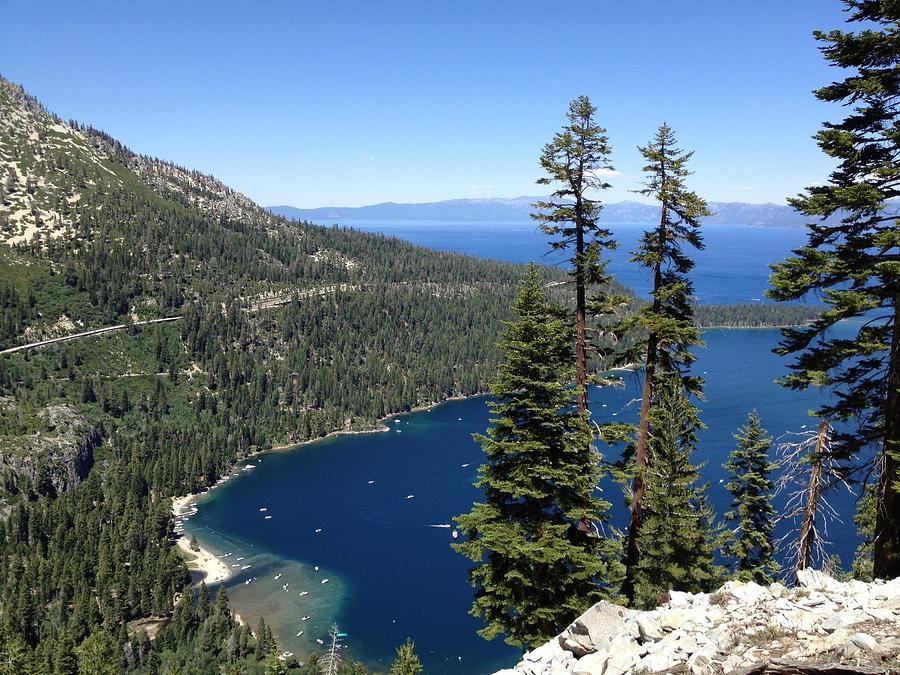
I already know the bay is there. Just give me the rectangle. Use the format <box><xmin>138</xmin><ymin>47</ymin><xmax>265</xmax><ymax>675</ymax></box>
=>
<box><xmin>182</xmin><ymin>221</ymin><xmax>850</xmax><ymax>674</ymax></box>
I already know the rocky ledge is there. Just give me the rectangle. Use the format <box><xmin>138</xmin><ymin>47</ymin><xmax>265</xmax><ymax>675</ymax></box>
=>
<box><xmin>0</xmin><ymin>402</ymin><xmax>97</xmax><ymax>497</ymax></box>
<box><xmin>496</xmin><ymin>570</ymin><xmax>900</xmax><ymax>675</ymax></box>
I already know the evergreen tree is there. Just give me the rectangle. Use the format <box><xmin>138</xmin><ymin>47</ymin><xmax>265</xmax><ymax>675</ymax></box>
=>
<box><xmin>768</xmin><ymin>0</ymin><xmax>900</xmax><ymax>579</ymax></box>
<box><xmin>454</xmin><ymin>265</ymin><xmax>618</xmax><ymax>648</ymax></box>
<box><xmin>851</xmin><ymin>482</ymin><xmax>876</xmax><ymax>582</ymax></box>
<box><xmin>723</xmin><ymin>410</ymin><xmax>779</xmax><ymax>584</ymax></box>
<box><xmin>622</xmin><ymin>123</ymin><xmax>708</xmax><ymax>601</ymax></box>
<box><xmin>77</xmin><ymin>630</ymin><xmax>118</xmax><ymax>675</ymax></box>
<box><xmin>388</xmin><ymin>638</ymin><xmax>423</xmax><ymax>675</ymax></box>
<box><xmin>633</xmin><ymin>373</ymin><xmax>720</xmax><ymax>610</ymax></box>
<box><xmin>532</xmin><ymin>95</ymin><xmax>617</xmax><ymax>412</ymax></box>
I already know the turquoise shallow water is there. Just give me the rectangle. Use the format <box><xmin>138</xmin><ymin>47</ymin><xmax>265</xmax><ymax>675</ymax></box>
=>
<box><xmin>182</xmin><ymin>329</ymin><xmax>851</xmax><ymax>674</ymax></box>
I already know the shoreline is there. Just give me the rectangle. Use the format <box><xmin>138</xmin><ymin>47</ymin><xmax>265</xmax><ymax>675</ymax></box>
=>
<box><xmin>267</xmin><ymin>392</ymin><xmax>486</xmax><ymax>454</ymax></box>
<box><xmin>171</xmin><ymin>495</ymin><xmax>231</xmax><ymax>585</ymax></box>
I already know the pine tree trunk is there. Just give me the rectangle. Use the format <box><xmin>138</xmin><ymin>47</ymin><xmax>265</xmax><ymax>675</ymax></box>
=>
<box><xmin>796</xmin><ymin>422</ymin><xmax>827</xmax><ymax>580</ymax></box>
<box><xmin>624</xmin><ymin>254</ymin><xmax>663</xmax><ymax>602</ymax></box>
<box><xmin>574</xmin><ymin>209</ymin><xmax>588</xmax><ymax>414</ymax></box>
<box><xmin>873</xmin><ymin>297</ymin><xmax>900</xmax><ymax>579</ymax></box>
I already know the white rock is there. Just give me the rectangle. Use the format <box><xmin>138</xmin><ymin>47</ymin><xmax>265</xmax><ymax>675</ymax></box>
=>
<box><xmin>659</xmin><ymin>608</ymin><xmax>689</xmax><ymax>631</ymax></box>
<box><xmin>604</xmin><ymin>647</ymin><xmax>639</xmax><ymax>675</ymax></box>
<box><xmin>639</xmin><ymin>650</ymin><xmax>679</xmax><ymax>672</ymax></box>
<box><xmin>687</xmin><ymin>652</ymin><xmax>714</xmax><ymax>675</ymax></box>
<box><xmin>847</xmin><ymin>632</ymin><xmax>878</xmax><ymax>651</ymax></box>
<box><xmin>572</xmin><ymin>650</ymin><xmax>608</xmax><ymax>675</ymax></box>
<box><xmin>524</xmin><ymin>640</ymin><xmax>563</xmax><ymax>664</ymax></box>
<box><xmin>668</xmin><ymin>590</ymin><xmax>693</xmax><ymax>607</ymax></box>
<box><xmin>636</xmin><ymin>615</ymin><xmax>664</xmax><ymax>641</ymax></box>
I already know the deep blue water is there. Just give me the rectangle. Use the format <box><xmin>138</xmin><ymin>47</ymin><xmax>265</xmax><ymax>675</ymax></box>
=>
<box><xmin>318</xmin><ymin>219</ymin><xmax>808</xmax><ymax>305</ymax></box>
<box><xmin>181</xmin><ymin>222</ymin><xmax>852</xmax><ymax>674</ymax></box>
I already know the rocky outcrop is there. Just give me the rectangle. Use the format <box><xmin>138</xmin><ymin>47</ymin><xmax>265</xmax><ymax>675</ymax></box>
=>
<box><xmin>0</xmin><ymin>402</ymin><xmax>97</xmax><ymax>496</ymax></box>
<box><xmin>496</xmin><ymin>570</ymin><xmax>900</xmax><ymax>675</ymax></box>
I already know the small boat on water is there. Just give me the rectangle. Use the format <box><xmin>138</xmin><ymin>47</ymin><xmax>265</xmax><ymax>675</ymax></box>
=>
<box><xmin>236</xmin><ymin>557</ymin><xmax>244</xmax><ymax>561</ymax></box>
<box><xmin>406</xmin><ymin>494</ymin><xmax>415</xmax><ymax>499</ymax></box>
<box><xmin>452</xmin><ymin>529</ymin><xmax>459</xmax><ymax>539</ymax></box>
<box><xmin>259</xmin><ymin>507</ymin><xmax>267</xmax><ymax>512</ymax></box>
<box><xmin>315</xmin><ymin>528</ymin><xmax>322</xmax><ymax>533</ymax></box>
<box><xmin>296</xmin><ymin>631</ymin><xmax>304</xmax><ymax>637</ymax></box>
<box><xmin>321</xmin><ymin>578</ymin><xmax>329</xmax><ymax>584</ymax></box>
<box><xmin>274</xmin><ymin>574</ymin><xmax>282</xmax><ymax>580</ymax></box>
<box><xmin>264</xmin><ymin>515</ymin><xmax>272</xmax><ymax>520</ymax></box>
<box><xmin>301</xmin><ymin>616</ymin><xmax>310</xmax><ymax>621</ymax></box>
<box><xmin>245</xmin><ymin>579</ymin><xmax>252</xmax><ymax>585</ymax></box>
<box><xmin>316</xmin><ymin>639</ymin><xmax>324</xmax><ymax>645</ymax></box>
<box><xmin>282</xmin><ymin>583</ymin><xmax>289</xmax><ymax>591</ymax></box>
<box><xmin>222</xmin><ymin>552</ymin><xmax>233</xmax><ymax>557</ymax></box>
<box><xmin>241</xmin><ymin>565</ymin><xmax>251</xmax><ymax>570</ymax></box>
<box><xmin>298</xmin><ymin>591</ymin><xmax>308</xmax><ymax>597</ymax></box>
<box><xmin>282</xmin><ymin>652</ymin><xmax>293</xmax><ymax>658</ymax></box>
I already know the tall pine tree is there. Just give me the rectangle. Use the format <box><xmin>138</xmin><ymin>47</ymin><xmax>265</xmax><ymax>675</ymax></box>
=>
<box><xmin>454</xmin><ymin>265</ymin><xmax>618</xmax><ymax>648</ymax></box>
<box><xmin>532</xmin><ymin>96</ymin><xmax>617</xmax><ymax>413</ymax></box>
<box><xmin>767</xmin><ymin>1</ymin><xmax>900</xmax><ymax>578</ymax></box>
<box><xmin>723</xmin><ymin>410</ymin><xmax>779</xmax><ymax>584</ymax></box>
<box><xmin>622</xmin><ymin>123</ymin><xmax>709</xmax><ymax>601</ymax></box>
<box><xmin>633</xmin><ymin>372</ymin><xmax>720</xmax><ymax>609</ymax></box>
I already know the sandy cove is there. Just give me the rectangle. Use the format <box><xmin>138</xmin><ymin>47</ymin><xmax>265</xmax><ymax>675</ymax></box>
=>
<box><xmin>171</xmin><ymin>495</ymin><xmax>231</xmax><ymax>585</ymax></box>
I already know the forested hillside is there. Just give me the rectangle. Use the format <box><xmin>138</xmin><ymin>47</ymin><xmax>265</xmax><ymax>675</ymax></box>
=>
<box><xmin>0</xmin><ymin>75</ymin><xmax>548</xmax><ymax>672</ymax></box>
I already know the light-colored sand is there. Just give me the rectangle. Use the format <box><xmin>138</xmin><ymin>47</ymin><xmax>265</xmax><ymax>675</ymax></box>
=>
<box><xmin>171</xmin><ymin>495</ymin><xmax>231</xmax><ymax>585</ymax></box>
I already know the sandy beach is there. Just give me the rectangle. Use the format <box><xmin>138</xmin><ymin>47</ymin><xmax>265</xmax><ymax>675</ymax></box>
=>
<box><xmin>171</xmin><ymin>495</ymin><xmax>231</xmax><ymax>585</ymax></box>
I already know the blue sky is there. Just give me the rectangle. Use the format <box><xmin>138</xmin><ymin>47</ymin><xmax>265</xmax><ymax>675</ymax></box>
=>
<box><xmin>3</xmin><ymin>1</ymin><xmax>850</xmax><ymax>207</ymax></box>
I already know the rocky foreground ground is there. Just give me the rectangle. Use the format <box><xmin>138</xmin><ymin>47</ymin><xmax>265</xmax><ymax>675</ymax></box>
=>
<box><xmin>496</xmin><ymin>570</ymin><xmax>900</xmax><ymax>675</ymax></box>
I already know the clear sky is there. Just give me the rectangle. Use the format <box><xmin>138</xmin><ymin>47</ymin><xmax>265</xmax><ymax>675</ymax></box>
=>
<box><xmin>2</xmin><ymin>1</ymin><xmax>851</xmax><ymax>208</ymax></box>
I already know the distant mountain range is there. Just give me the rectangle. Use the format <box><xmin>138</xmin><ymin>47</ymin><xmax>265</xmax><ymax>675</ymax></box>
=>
<box><xmin>267</xmin><ymin>197</ymin><xmax>824</xmax><ymax>228</ymax></box>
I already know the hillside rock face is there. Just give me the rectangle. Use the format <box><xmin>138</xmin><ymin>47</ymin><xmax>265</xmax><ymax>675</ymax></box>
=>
<box><xmin>496</xmin><ymin>570</ymin><xmax>900</xmax><ymax>675</ymax></box>
<box><xmin>0</xmin><ymin>402</ymin><xmax>97</xmax><ymax>496</ymax></box>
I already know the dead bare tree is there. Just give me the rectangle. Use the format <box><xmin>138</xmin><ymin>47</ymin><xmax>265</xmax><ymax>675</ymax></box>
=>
<box><xmin>774</xmin><ymin>420</ymin><xmax>853</xmax><ymax>583</ymax></box>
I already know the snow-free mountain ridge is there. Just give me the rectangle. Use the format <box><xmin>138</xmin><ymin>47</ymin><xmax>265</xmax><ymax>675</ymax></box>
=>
<box><xmin>268</xmin><ymin>198</ymin><xmax>820</xmax><ymax>228</ymax></box>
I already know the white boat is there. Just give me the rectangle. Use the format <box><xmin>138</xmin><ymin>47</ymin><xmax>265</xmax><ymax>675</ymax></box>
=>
<box><xmin>296</xmin><ymin>631</ymin><xmax>304</xmax><ymax>637</ymax></box>
<box><xmin>405</xmin><ymin>494</ymin><xmax>415</xmax><ymax>499</ymax></box>
<box><xmin>321</xmin><ymin>578</ymin><xmax>329</xmax><ymax>584</ymax></box>
<box><xmin>259</xmin><ymin>507</ymin><xmax>267</xmax><ymax>512</ymax></box>
<box><xmin>298</xmin><ymin>591</ymin><xmax>309</xmax><ymax>596</ymax></box>
<box><xmin>282</xmin><ymin>583</ymin><xmax>289</xmax><ymax>590</ymax></box>
<box><xmin>452</xmin><ymin>529</ymin><xmax>459</xmax><ymax>539</ymax></box>
<box><xmin>236</xmin><ymin>557</ymin><xmax>244</xmax><ymax>561</ymax></box>
<box><xmin>316</xmin><ymin>639</ymin><xmax>324</xmax><ymax>645</ymax></box>
<box><xmin>301</xmin><ymin>616</ymin><xmax>310</xmax><ymax>621</ymax></box>
<box><xmin>264</xmin><ymin>515</ymin><xmax>272</xmax><ymax>520</ymax></box>
<box><xmin>314</xmin><ymin>566</ymin><xmax>319</xmax><ymax>571</ymax></box>
<box><xmin>274</xmin><ymin>573</ymin><xmax>282</xmax><ymax>580</ymax></box>
<box><xmin>245</xmin><ymin>579</ymin><xmax>251</xmax><ymax>585</ymax></box>
<box><xmin>241</xmin><ymin>565</ymin><xmax>251</xmax><ymax>570</ymax></box>
<box><xmin>315</xmin><ymin>528</ymin><xmax>322</xmax><ymax>533</ymax></box>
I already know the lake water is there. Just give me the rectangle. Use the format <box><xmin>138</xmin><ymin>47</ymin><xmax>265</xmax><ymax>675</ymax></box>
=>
<box><xmin>317</xmin><ymin>219</ymin><xmax>809</xmax><ymax>305</ymax></box>
<box><xmin>182</xmin><ymin>221</ymin><xmax>851</xmax><ymax>674</ymax></box>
